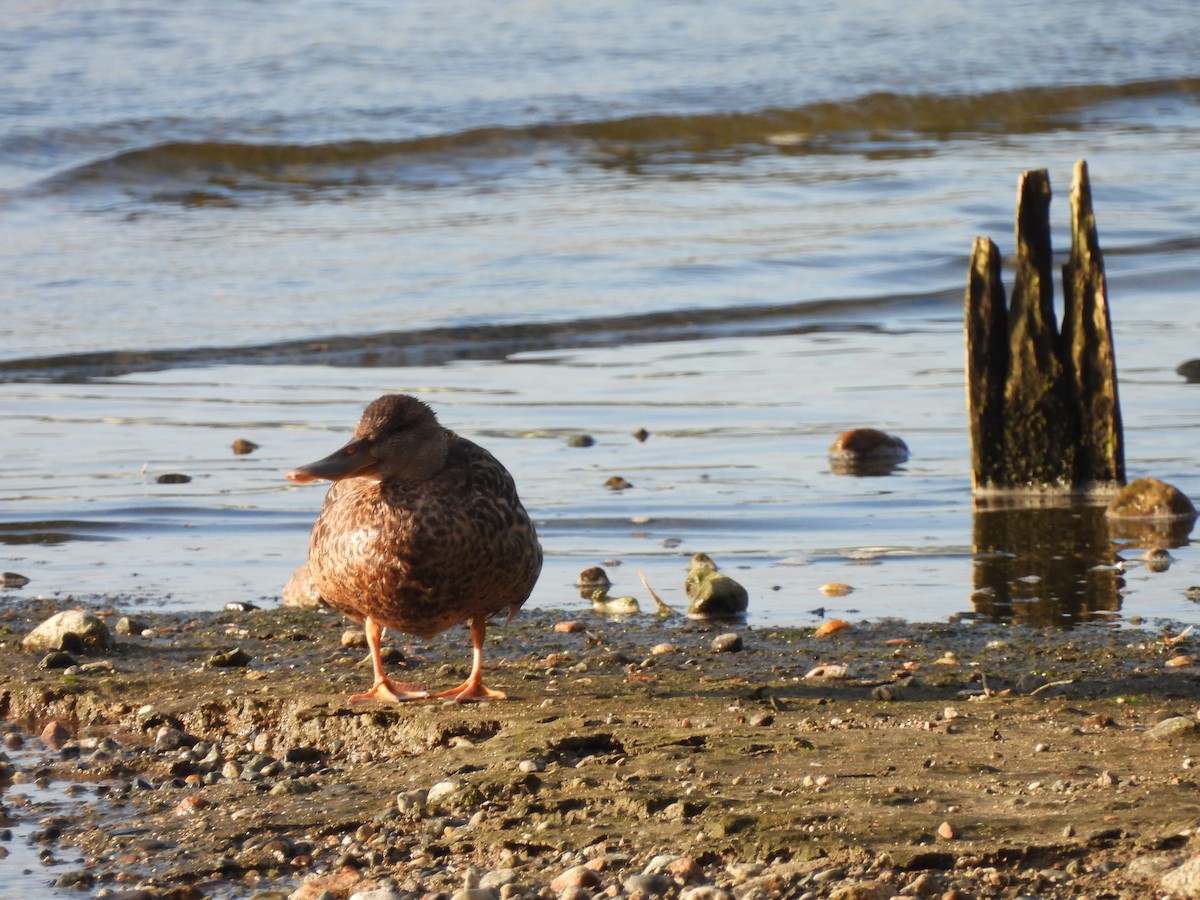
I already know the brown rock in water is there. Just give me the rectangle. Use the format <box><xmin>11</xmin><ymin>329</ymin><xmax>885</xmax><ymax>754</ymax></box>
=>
<box><xmin>282</xmin><ymin>562</ymin><xmax>324</xmax><ymax>609</ymax></box>
<box><xmin>156</xmin><ymin>473</ymin><xmax>191</xmax><ymax>484</ymax></box>
<box><xmin>829</xmin><ymin>428</ymin><xmax>908</xmax><ymax>476</ymax></box>
<box><xmin>40</xmin><ymin>720</ymin><xmax>72</xmax><ymax>751</ymax></box>
<box><xmin>1106</xmin><ymin>477</ymin><xmax>1197</xmax><ymax>520</ymax></box>
<box><xmin>829</xmin><ymin>428</ymin><xmax>909</xmax><ymax>461</ymax></box>
<box><xmin>232</xmin><ymin>438</ymin><xmax>259</xmax><ymax>455</ymax></box>
<box><xmin>22</xmin><ymin>609</ymin><xmax>115</xmax><ymax>653</ymax></box>
<box><xmin>2</xmin><ymin>571</ymin><xmax>30</xmax><ymax>589</ymax></box>
<box><xmin>576</xmin><ymin>566</ymin><xmax>612</xmax><ymax>595</ymax></box>
<box><xmin>1178</xmin><ymin>359</ymin><xmax>1200</xmax><ymax>383</ymax></box>
<box><xmin>576</xmin><ymin>566</ymin><xmax>637</xmax><ymax>612</ymax></box>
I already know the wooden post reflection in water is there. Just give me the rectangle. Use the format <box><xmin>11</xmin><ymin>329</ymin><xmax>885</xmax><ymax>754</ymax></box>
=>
<box><xmin>971</xmin><ymin>503</ymin><xmax>1123</xmax><ymax>625</ymax></box>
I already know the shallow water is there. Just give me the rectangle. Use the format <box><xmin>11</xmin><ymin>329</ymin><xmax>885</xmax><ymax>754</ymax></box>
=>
<box><xmin>0</xmin><ymin>739</ymin><xmax>91</xmax><ymax>897</ymax></box>
<box><xmin>4</xmin><ymin>311</ymin><xmax>1199</xmax><ymax>629</ymax></box>
<box><xmin>2</xmin><ymin>1</ymin><xmax>1200</xmax><ymax>636</ymax></box>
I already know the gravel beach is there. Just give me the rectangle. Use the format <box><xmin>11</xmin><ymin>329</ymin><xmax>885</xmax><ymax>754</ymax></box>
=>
<box><xmin>4</xmin><ymin>598</ymin><xmax>1200</xmax><ymax>900</ymax></box>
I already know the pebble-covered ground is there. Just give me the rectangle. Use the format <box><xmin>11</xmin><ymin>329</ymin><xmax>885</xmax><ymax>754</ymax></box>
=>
<box><xmin>5</xmin><ymin>597</ymin><xmax>1200</xmax><ymax>900</ymax></box>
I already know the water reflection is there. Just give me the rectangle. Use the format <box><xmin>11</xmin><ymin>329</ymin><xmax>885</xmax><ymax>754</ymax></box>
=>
<box><xmin>829</xmin><ymin>458</ymin><xmax>907</xmax><ymax>477</ymax></box>
<box><xmin>1107</xmin><ymin>514</ymin><xmax>1197</xmax><ymax>551</ymax></box>
<box><xmin>971</xmin><ymin>498</ymin><xmax>1196</xmax><ymax>625</ymax></box>
<box><xmin>970</xmin><ymin>502</ymin><xmax>1122</xmax><ymax>626</ymax></box>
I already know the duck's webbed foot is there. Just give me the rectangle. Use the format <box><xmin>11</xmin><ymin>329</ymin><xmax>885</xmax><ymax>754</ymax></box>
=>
<box><xmin>348</xmin><ymin>676</ymin><xmax>429</xmax><ymax>704</ymax></box>
<box><xmin>349</xmin><ymin>616</ymin><xmax>429</xmax><ymax>703</ymax></box>
<box><xmin>432</xmin><ymin>678</ymin><xmax>507</xmax><ymax>704</ymax></box>
<box><xmin>428</xmin><ymin>617</ymin><xmax>509</xmax><ymax>703</ymax></box>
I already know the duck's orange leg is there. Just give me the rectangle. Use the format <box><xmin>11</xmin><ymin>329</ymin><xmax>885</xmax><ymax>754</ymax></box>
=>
<box><xmin>432</xmin><ymin>618</ymin><xmax>508</xmax><ymax>703</ymax></box>
<box><xmin>348</xmin><ymin>616</ymin><xmax>429</xmax><ymax>703</ymax></box>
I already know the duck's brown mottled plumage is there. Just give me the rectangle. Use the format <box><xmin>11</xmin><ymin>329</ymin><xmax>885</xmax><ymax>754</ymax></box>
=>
<box><xmin>287</xmin><ymin>394</ymin><xmax>542</xmax><ymax>703</ymax></box>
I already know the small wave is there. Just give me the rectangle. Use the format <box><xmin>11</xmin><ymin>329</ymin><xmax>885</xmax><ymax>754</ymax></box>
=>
<box><xmin>0</xmin><ymin>519</ymin><xmax>120</xmax><ymax>545</ymax></box>
<box><xmin>34</xmin><ymin>77</ymin><xmax>1200</xmax><ymax>200</ymax></box>
<box><xmin>0</xmin><ymin>289</ymin><xmax>957</xmax><ymax>383</ymax></box>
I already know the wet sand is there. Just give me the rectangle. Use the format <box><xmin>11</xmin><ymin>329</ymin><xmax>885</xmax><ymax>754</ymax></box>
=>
<box><xmin>4</xmin><ymin>598</ymin><xmax>1200</xmax><ymax>899</ymax></box>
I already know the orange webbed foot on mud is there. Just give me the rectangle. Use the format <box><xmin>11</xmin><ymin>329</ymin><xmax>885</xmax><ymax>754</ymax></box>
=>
<box><xmin>348</xmin><ymin>675</ymin><xmax>429</xmax><ymax>704</ymax></box>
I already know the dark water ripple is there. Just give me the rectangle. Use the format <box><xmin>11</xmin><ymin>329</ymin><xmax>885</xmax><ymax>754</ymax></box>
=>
<box><xmin>24</xmin><ymin>78</ymin><xmax>1200</xmax><ymax>201</ymax></box>
<box><xmin>0</xmin><ymin>520</ymin><xmax>120</xmax><ymax>545</ymax></box>
<box><xmin>0</xmin><ymin>289</ymin><xmax>958</xmax><ymax>383</ymax></box>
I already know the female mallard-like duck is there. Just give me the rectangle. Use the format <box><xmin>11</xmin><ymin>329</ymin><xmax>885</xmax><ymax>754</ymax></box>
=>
<box><xmin>286</xmin><ymin>394</ymin><xmax>542</xmax><ymax>704</ymax></box>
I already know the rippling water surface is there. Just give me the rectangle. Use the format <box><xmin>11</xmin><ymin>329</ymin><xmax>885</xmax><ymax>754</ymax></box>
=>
<box><xmin>2</xmin><ymin>1</ymin><xmax>1200</xmax><ymax>639</ymax></box>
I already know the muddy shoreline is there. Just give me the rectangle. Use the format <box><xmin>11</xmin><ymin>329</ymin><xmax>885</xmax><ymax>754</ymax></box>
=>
<box><xmin>4</xmin><ymin>598</ymin><xmax>1200</xmax><ymax>899</ymax></box>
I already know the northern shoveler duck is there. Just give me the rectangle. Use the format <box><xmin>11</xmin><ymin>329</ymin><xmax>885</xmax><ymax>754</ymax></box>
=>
<box><xmin>286</xmin><ymin>394</ymin><xmax>542</xmax><ymax>703</ymax></box>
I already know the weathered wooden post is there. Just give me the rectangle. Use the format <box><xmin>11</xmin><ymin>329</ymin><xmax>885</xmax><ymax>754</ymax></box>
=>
<box><xmin>1061</xmin><ymin>163</ymin><xmax>1124</xmax><ymax>486</ymax></box>
<box><xmin>965</xmin><ymin>160</ymin><xmax>1124</xmax><ymax>494</ymax></box>
<box><xmin>966</xmin><ymin>163</ymin><xmax>1196</xmax><ymax>623</ymax></box>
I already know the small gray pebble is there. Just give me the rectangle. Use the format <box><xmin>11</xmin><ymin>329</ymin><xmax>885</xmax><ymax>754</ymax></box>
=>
<box><xmin>39</xmin><ymin>650</ymin><xmax>80</xmax><ymax>670</ymax></box>
<box><xmin>479</xmin><ymin>869</ymin><xmax>519</xmax><ymax>890</ymax></box>
<box><xmin>623</xmin><ymin>874</ymin><xmax>671</xmax><ymax>896</ymax></box>
<box><xmin>206</xmin><ymin>647</ymin><xmax>253</xmax><ymax>668</ymax></box>
<box><xmin>811</xmin><ymin>867</ymin><xmax>845</xmax><ymax>884</ymax></box>
<box><xmin>115</xmin><ymin>616</ymin><xmax>148</xmax><ymax>635</ymax></box>
<box><xmin>450</xmin><ymin>890</ymin><xmax>497</xmax><ymax>900</ymax></box>
<box><xmin>712</xmin><ymin>633</ymin><xmax>743</xmax><ymax>653</ymax></box>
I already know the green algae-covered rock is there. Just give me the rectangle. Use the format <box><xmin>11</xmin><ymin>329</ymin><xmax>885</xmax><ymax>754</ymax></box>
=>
<box><xmin>1106</xmin><ymin>477</ymin><xmax>1196</xmax><ymax>520</ymax></box>
<box><xmin>685</xmin><ymin>556</ymin><xmax>749</xmax><ymax>619</ymax></box>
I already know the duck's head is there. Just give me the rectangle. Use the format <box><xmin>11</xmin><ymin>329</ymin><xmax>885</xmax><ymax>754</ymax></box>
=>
<box><xmin>287</xmin><ymin>394</ymin><xmax>449</xmax><ymax>484</ymax></box>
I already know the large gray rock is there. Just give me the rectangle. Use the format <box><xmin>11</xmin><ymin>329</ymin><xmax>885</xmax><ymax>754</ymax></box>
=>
<box><xmin>22</xmin><ymin>609</ymin><xmax>114</xmax><ymax>653</ymax></box>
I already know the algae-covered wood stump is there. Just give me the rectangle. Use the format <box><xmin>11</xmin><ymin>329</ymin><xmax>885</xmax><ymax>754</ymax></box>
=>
<box><xmin>966</xmin><ymin>160</ymin><xmax>1124</xmax><ymax>493</ymax></box>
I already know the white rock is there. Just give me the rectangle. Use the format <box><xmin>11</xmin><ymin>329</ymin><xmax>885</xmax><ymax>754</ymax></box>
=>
<box><xmin>643</xmin><ymin>854</ymin><xmax>682</xmax><ymax>874</ymax></box>
<box><xmin>479</xmin><ymin>868</ymin><xmax>519</xmax><ymax>890</ymax></box>
<box><xmin>1128</xmin><ymin>853</ymin><xmax>1185</xmax><ymax>882</ymax></box>
<box><xmin>1147</xmin><ymin>716</ymin><xmax>1196</xmax><ymax>740</ymax></box>
<box><xmin>1162</xmin><ymin>854</ymin><xmax>1200</xmax><ymax>897</ymax></box>
<box><xmin>427</xmin><ymin>779</ymin><xmax>466</xmax><ymax>807</ymax></box>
